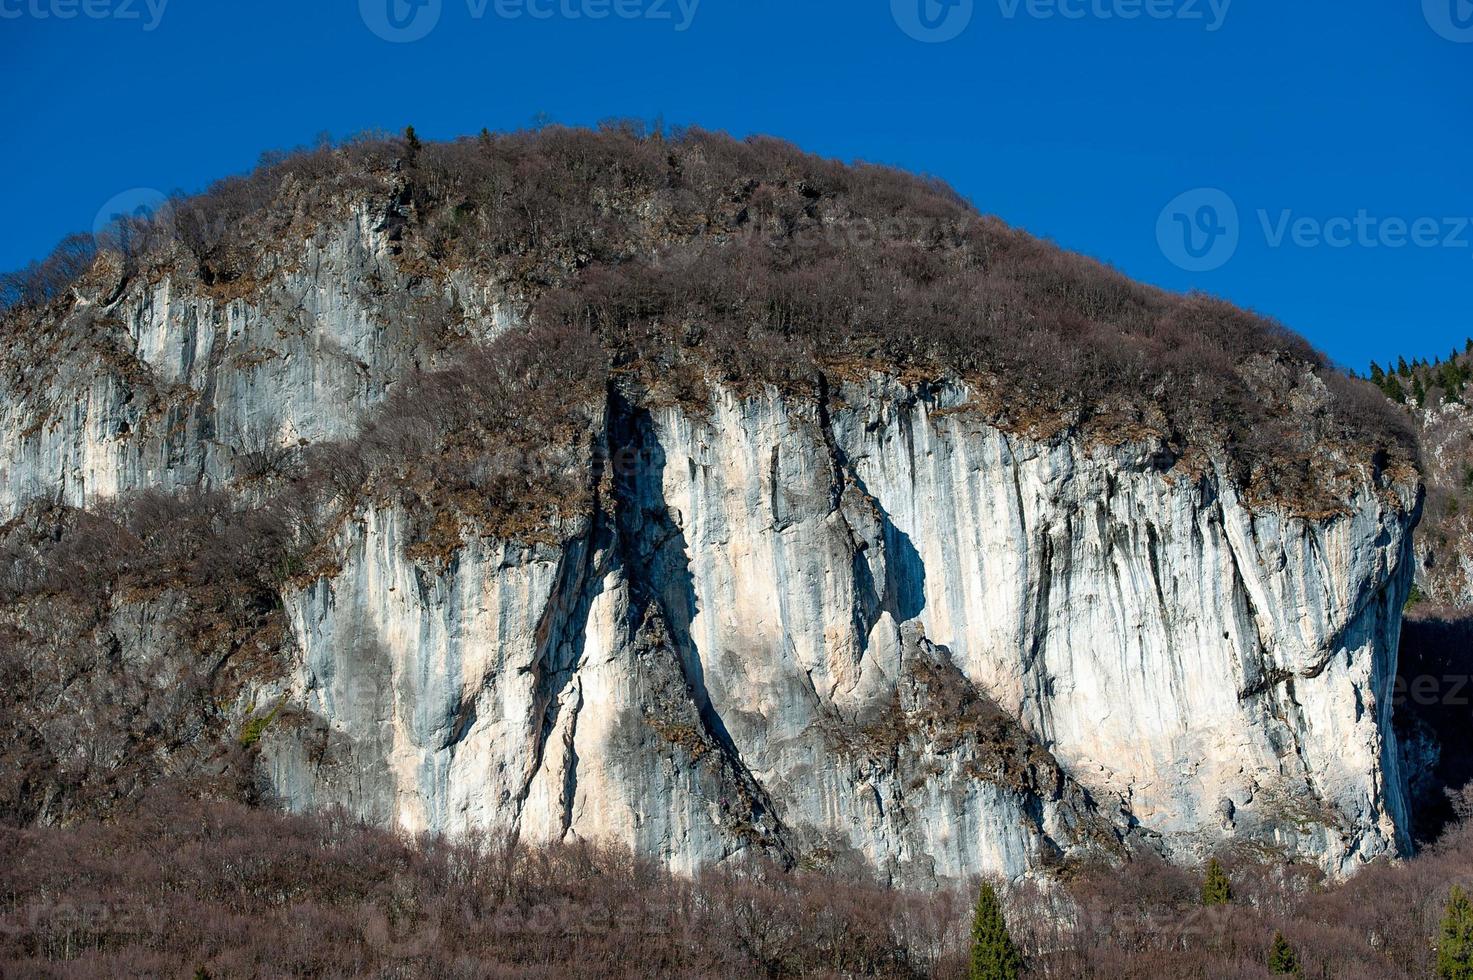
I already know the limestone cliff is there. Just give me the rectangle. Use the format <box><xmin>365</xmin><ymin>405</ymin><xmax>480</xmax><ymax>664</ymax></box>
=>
<box><xmin>251</xmin><ymin>379</ymin><xmax>1417</xmax><ymax>883</ymax></box>
<box><xmin>0</xmin><ymin>127</ymin><xmax>1422</xmax><ymax>886</ymax></box>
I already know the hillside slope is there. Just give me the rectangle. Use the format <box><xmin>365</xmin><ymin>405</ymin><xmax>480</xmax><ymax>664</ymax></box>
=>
<box><xmin>0</xmin><ymin>126</ymin><xmax>1423</xmax><ymax>884</ymax></box>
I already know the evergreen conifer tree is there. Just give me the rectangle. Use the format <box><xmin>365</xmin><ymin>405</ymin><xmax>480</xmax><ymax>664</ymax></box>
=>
<box><xmin>969</xmin><ymin>881</ymin><xmax>1022</xmax><ymax>980</ymax></box>
<box><xmin>1201</xmin><ymin>858</ymin><xmax>1232</xmax><ymax>906</ymax></box>
<box><xmin>1268</xmin><ymin>931</ymin><xmax>1302</xmax><ymax>976</ymax></box>
<box><xmin>1439</xmin><ymin>885</ymin><xmax>1473</xmax><ymax>980</ymax></box>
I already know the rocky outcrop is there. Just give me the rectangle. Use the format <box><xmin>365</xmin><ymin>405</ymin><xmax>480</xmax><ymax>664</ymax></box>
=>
<box><xmin>0</xmin><ymin>206</ymin><xmax>499</xmax><ymax>519</ymax></box>
<box><xmin>0</xmin><ymin>144</ymin><xmax>1422</xmax><ymax>886</ymax></box>
<box><xmin>245</xmin><ymin>377</ymin><xmax>1417</xmax><ymax>884</ymax></box>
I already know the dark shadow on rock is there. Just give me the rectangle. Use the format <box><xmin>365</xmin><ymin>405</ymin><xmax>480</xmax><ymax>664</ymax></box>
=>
<box><xmin>815</xmin><ymin>387</ymin><xmax>926</xmax><ymax>625</ymax></box>
<box><xmin>1396</xmin><ymin>609</ymin><xmax>1473</xmax><ymax>846</ymax></box>
<box><xmin>878</xmin><ymin>497</ymin><xmax>926</xmax><ymax>623</ymax></box>
<box><xmin>606</xmin><ymin>390</ymin><xmax>744</xmax><ymax>774</ymax></box>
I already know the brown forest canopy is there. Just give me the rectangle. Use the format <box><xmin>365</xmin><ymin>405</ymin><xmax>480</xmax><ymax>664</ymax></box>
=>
<box><xmin>0</xmin><ymin>123</ymin><xmax>1417</xmax><ymax>498</ymax></box>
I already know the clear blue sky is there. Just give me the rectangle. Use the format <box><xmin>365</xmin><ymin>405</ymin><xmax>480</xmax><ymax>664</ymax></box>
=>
<box><xmin>2</xmin><ymin>0</ymin><xmax>1469</xmax><ymax>372</ymax></box>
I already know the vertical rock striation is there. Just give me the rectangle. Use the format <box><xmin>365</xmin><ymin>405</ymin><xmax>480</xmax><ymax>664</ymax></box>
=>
<box><xmin>253</xmin><ymin>377</ymin><xmax>1416</xmax><ymax>883</ymax></box>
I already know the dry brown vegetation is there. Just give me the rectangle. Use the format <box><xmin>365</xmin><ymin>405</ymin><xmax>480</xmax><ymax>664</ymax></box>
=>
<box><xmin>0</xmin><ymin>124</ymin><xmax>1447</xmax><ymax>978</ymax></box>
<box><xmin>3</xmin><ymin>787</ymin><xmax>1472</xmax><ymax>979</ymax></box>
<box><xmin>1</xmin><ymin>123</ymin><xmax>1416</xmax><ymax>515</ymax></box>
<box><xmin>0</xmin><ymin>495</ymin><xmax>305</xmax><ymax>826</ymax></box>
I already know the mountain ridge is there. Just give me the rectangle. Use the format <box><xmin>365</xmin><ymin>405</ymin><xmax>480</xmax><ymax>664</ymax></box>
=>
<box><xmin>0</xmin><ymin>126</ymin><xmax>1425</xmax><ymax>888</ymax></box>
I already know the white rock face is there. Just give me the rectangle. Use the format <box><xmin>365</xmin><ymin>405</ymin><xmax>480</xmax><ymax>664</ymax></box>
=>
<box><xmin>259</xmin><ymin>379</ymin><xmax>1415</xmax><ymax>883</ymax></box>
<box><xmin>828</xmin><ymin>380</ymin><xmax>1414</xmax><ymax>873</ymax></box>
<box><xmin>0</xmin><ymin>205</ymin><xmax>507</xmax><ymax>518</ymax></box>
<box><xmin>0</xmin><ymin>227</ymin><xmax>1418</xmax><ymax>883</ymax></box>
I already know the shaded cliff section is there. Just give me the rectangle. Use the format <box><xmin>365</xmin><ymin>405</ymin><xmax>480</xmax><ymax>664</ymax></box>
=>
<box><xmin>1395</xmin><ymin>609</ymin><xmax>1473</xmax><ymax>845</ymax></box>
<box><xmin>0</xmin><ymin>494</ymin><xmax>300</xmax><ymax>825</ymax></box>
<box><xmin>1352</xmin><ymin>356</ymin><xmax>1473</xmax><ymax>847</ymax></box>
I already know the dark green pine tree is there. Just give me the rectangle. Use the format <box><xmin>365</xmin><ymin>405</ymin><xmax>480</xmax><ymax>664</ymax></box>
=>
<box><xmin>1413</xmin><ymin>375</ymin><xmax>1428</xmax><ymax>408</ymax></box>
<box><xmin>969</xmin><ymin>881</ymin><xmax>1022</xmax><ymax>980</ymax></box>
<box><xmin>1268</xmin><ymin>931</ymin><xmax>1302</xmax><ymax>976</ymax></box>
<box><xmin>1384</xmin><ymin>375</ymin><xmax>1406</xmax><ymax>404</ymax></box>
<box><xmin>1369</xmin><ymin>361</ymin><xmax>1386</xmax><ymax>384</ymax></box>
<box><xmin>1439</xmin><ymin>885</ymin><xmax>1473</xmax><ymax>980</ymax></box>
<box><xmin>403</xmin><ymin>125</ymin><xmax>422</xmax><ymax>165</ymax></box>
<box><xmin>1399</xmin><ymin>356</ymin><xmax>1412</xmax><ymax>376</ymax></box>
<box><xmin>1442</xmin><ymin>362</ymin><xmax>1465</xmax><ymax>403</ymax></box>
<box><xmin>1201</xmin><ymin>858</ymin><xmax>1232</xmax><ymax>906</ymax></box>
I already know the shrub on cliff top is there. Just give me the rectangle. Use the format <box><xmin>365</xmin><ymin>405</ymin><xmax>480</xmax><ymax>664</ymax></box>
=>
<box><xmin>0</xmin><ymin>124</ymin><xmax>1417</xmax><ymax>503</ymax></box>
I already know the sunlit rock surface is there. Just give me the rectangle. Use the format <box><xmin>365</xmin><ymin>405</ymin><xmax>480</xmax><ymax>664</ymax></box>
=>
<box><xmin>264</xmin><ymin>380</ymin><xmax>1413</xmax><ymax>883</ymax></box>
<box><xmin>0</xmin><ymin>229</ymin><xmax>1418</xmax><ymax>885</ymax></box>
